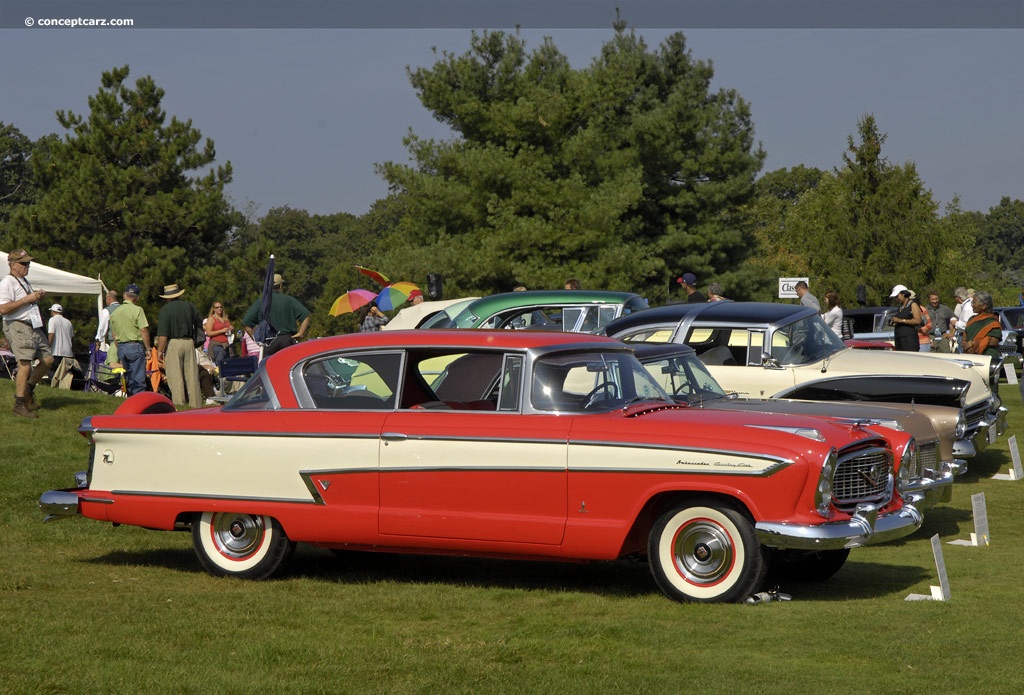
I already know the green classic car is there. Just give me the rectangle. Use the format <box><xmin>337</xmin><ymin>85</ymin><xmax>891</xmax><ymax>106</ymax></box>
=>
<box><xmin>443</xmin><ymin>290</ymin><xmax>649</xmax><ymax>333</ymax></box>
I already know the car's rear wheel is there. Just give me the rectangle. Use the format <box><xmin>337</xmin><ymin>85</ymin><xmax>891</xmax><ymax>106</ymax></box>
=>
<box><xmin>192</xmin><ymin>512</ymin><xmax>295</xmax><ymax>579</ymax></box>
<box><xmin>648</xmin><ymin>499</ymin><xmax>766</xmax><ymax>603</ymax></box>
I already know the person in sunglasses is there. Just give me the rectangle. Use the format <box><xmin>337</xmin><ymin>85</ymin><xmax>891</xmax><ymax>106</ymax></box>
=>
<box><xmin>0</xmin><ymin>249</ymin><xmax>54</xmax><ymax>417</ymax></box>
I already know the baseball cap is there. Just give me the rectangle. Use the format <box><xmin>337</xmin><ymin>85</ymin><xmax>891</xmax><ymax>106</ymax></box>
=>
<box><xmin>8</xmin><ymin>249</ymin><xmax>33</xmax><ymax>264</ymax></box>
<box><xmin>889</xmin><ymin>284</ymin><xmax>909</xmax><ymax>297</ymax></box>
<box><xmin>125</xmin><ymin>283</ymin><xmax>141</xmax><ymax>295</ymax></box>
<box><xmin>49</xmin><ymin>303</ymin><xmax>63</xmax><ymax>313</ymax></box>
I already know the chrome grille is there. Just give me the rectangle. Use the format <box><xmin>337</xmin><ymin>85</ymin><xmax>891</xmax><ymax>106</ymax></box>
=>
<box><xmin>917</xmin><ymin>441</ymin><xmax>939</xmax><ymax>478</ymax></box>
<box><xmin>964</xmin><ymin>401</ymin><xmax>989</xmax><ymax>432</ymax></box>
<box><xmin>833</xmin><ymin>445</ymin><xmax>892</xmax><ymax>511</ymax></box>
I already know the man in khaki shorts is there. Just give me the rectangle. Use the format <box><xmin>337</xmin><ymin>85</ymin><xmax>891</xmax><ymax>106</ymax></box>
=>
<box><xmin>0</xmin><ymin>249</ymin><xmax>54</xmax><ymax>418</ymax></box>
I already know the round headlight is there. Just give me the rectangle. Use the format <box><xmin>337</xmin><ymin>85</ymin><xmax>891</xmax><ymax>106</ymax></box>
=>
<box><xmin>955</xmin><ymin>412</ymin><xmax>967</xmax><ymax>439</ymax></box>
<box><xmin>815</xmin><ymin>448</ymin><xmax>837</xmax><ymax>516</ymax></box>
<box><xmin>897</xmin><ymin>438</ymin><xmax>916</xmax><ymax>495</ymax></box>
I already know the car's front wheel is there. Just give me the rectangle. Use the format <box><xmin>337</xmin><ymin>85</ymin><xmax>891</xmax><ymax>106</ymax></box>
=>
<box><xmin>192</xmin><ymin>512</ymin><xmax>295</xmax><ymax>579</ymax></box>
<box><xmin>648</xmin><ymin>499</ymin><xmax>766</xmax><ymax>602</ymax></box>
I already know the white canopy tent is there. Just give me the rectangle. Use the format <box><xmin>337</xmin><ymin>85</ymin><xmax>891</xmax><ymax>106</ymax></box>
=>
<box><xmin>1</xmin><ymin>250</ymin><xmax>106</xmax><ymax>318</ymax></box>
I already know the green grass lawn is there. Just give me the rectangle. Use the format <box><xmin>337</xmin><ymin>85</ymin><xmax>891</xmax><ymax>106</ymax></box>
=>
<box><xmin>3</xmin><ymin>380</ymin><xmax>1024</xmax><ymax>694</ymax></box>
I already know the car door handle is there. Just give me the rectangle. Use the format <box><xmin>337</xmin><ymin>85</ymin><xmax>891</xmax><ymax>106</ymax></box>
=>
<box><xmin>382</xmin><ymin>432</ymin><xmax>408</xmax><ymax>442</ymax></box>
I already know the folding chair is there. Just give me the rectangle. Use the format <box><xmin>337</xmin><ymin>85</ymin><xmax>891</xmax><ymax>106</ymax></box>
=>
<box><xmin>1</xmin><ymin>353</ymin><xmax>16</xmax><ymax>380</ymax></box>
<box><xmin>217</xmin><ymin>356</ymin><xmax>259</xmax><ymax>396</ymax></box>
<box><xmin>85</xmin><ymin>343</ymin><xmax>124</xmax><ymax>395</ymax></box>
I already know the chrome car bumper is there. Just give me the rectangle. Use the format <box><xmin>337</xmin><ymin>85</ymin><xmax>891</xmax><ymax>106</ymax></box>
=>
<box><xmin>905</xmin><ymin>463</ymin><xmax>959</xmax><ymax>510</ymax></box>
<box><xmin>755</xmin><ymin>502</ymin><xmax>923</xmax><ymax>551</ymax></box>
<box><xmin>968</xmin><ymin>406</ymin><xmax>1009</xmax><ymax>453</ymax></box>
<box><xmin>39</xmin><ymin>489</ymin><xmax>81</xmax><ymax>523</ymax></box>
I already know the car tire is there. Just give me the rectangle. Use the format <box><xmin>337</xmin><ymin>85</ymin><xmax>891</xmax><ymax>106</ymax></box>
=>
<box><xmin>192</xmin><ymin>512</ymin><xmax>295</xmax><ymax>579</ymax></box>
<box><xmin>769</xmin><ymin>548</ymin><xmax>850</xmax><ymax>583</ymax></box>
<box><xmin>648</xmin><ymin>499</ymin><xmax>766</xmax><ymax>603</ymax></box>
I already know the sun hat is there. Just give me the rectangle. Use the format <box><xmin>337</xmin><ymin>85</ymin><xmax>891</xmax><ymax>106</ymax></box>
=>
<box><xmin>159</xmin><ymin>283</ymin><xmax>186</xmax><ymax>299</ymax></box>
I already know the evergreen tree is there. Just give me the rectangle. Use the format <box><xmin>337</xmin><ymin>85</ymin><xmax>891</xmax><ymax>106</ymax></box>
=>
<box><xmin>7</xmin><ymin>66</ymin><xmax>236</xmax><ymax>304</ymax></box>
<box><xmin>377</xmin><ymin>23</ymin><xmax>764</xmax><ymax>302</ymax></box>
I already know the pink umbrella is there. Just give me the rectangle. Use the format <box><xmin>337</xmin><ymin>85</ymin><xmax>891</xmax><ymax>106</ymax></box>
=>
<box><xmin>329</xmin><ymin>289</ymin><xmax>377</xmax><ymax>316</ymax></box>
<box><xmin>376</xmin><ymin>282</ymin><xmax>421</xmax><ymax>311</ymax></box>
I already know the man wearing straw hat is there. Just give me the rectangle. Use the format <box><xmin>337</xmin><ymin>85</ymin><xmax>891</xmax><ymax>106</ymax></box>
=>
<box><xmin>155</xmin><ymin>282</ymin><xmax>203</xmax><ymax>408</ymax></box>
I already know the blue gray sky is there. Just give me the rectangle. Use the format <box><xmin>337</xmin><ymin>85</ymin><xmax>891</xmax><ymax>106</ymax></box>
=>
<box><xmin>1</xmin><ymin>2</ymin><xmax>1021</xmax><ymax>218</ymax></box>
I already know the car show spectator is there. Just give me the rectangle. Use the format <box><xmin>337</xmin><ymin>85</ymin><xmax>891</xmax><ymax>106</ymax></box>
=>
<box><xmin>707</xmin><ymin>282</ymin><xmax>727</xmax><ymax>302</ymax></box>
<box><xmin>925</xmin><ymin>290</ymin><xmax>955</xmax><ymax>352</ymax></box>
<box><xmin>821</xmin><ymin>290</ymin><xmax>843</xmax><ymax>338</ymax></box>
<box><xmin>204</xmin><ymin>300</ymin><xmax>233</xmax><ymax>370</ymax></box>
<box><xmin>0</xmin><ymin>249</ymin><xmax>54</xmax><ymax>417</ymax></box>
<box><xmin>109</xmin><ymin>283</ymin><xmax>152</xmax><ymax>397</ymax></box>
<box><xmin>358</xmin><ymin>301</ymin><xmax>389</xmax><ymax>332</ymax></box>
<box><xmin>795</xmin><ymin>281</ymin><xmax>820</xmax><ymax>311</ymax></box>
<box><xmin>963</xmin><ymin>290</ymin><xmax>1002</xmax><ymax>358</ymax></box>
<box><xmin>155</xmin><ymin>282</ymin><xmax>203</xmax><ymax>409</ymax></box>
<box><xmin>47</xmin><ymin>303</ymin><xmax>77</xmax><ymax>389</ymax></box>
<box><xmin>564</xmin><ymin>278</ymin><xmax>581</xmax><ymax>290</ymax></box>
<box><xmin>678</xmin><ymin>273</ymin><xmax>706</xmax><ymax>303</ymax></box>
<box><xmin>242</xmin><ymin>272</ymin><xmax>311</xmax><ymax>356</ymax></box>
<box><xmin>889</xmin><ymin>285</ymin><xmax>924</xmax><ymax>352</ymax></box>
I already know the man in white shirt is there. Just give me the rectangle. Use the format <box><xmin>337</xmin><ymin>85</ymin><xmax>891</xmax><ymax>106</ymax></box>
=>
<box><xmin>47</xmin><ymin>303</ymin><xmax>76</xmax><ymax>389</ymax></box>
<box><xmin>94</xmin><ymin>289</ymin><xmax>120</xmax><ymax>348</ymax></box>
<box><xmin>950</xmin><ymin>287</ymin><xmax>976</xmax><ymax>353</ymax></box>
<box><xmin>0</xmin><ymin>249</ymin><xmax>54</xmax><ymax>417</ymax></box>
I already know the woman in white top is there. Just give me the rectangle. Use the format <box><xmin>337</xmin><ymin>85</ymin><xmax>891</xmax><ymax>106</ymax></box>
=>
<box><xmin>821</xmin><ymin>290</ymin><xmax>843</xmax><ymax>338</ymax></box>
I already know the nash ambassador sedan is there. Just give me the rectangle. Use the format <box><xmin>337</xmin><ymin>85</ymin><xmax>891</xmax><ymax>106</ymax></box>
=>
<box><xmin>40</xmin><ymin>331</ymin><xmax>923</xmax><ymax>603</ymax></box>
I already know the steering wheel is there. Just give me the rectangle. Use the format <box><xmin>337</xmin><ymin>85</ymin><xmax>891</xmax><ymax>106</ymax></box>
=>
<box><xmin>673</xmin><ymin>382</ymin><xmax>693</xmax><ymax>398</ymax></box>
<box><xmin>581</xmin><ymin>382</ymin><xmax>619</xmax><ymax>410</ymax></box>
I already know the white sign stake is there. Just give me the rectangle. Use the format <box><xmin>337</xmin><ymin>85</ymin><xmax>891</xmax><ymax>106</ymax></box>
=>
<box><xmin>992</xmin><ymin>435</ymin><xmax>1023</xmax><ymax>481</ymax></box>
<box><xmin>1005</xmin><ymin>362</ymin><xmax>1018</xmax><ymax>385</ymax></box>
<box><xmin>948</xmin><ymin>493</ymin><xmax>990</xmax><ymax>546</ymax></box>
<box><xmin>906</xmin><ymin>535</ymin><xmax>950</xmax><ymax>601</ymax></box>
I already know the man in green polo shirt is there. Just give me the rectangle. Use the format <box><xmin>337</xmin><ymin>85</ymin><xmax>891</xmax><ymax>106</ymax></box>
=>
<box><xmin>109</xmin><ymin>284</ymin><xmax>152</xmax><ymax>397</ymax></box>
<box><xmin>242</xmin><ymin>272</ymin><xmax>311</xmax><ymax>357</ymax></box>
<box><xmin>155</xmin><ymin>282</ymin><xmax>202</xmax><ymax>408</ymax></box>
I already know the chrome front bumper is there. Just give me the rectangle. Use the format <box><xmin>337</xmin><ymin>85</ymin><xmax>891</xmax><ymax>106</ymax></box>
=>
<box><xmin>968</xmin><ymin>406</ymin><xmax>1009</xmax><ymax>453</ymax></box>
<box><xmin>905</xmin><ymin>463</ymin><xmax>960</xmax><ymax>510</ymax></box>
<box><xmin>755</xmin><ymin>502</ymin><xmax>923</xmax><ymax>551</ymax></box>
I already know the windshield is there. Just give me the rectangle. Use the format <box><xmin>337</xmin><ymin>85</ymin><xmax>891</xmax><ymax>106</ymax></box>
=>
<box><xmin>530</xmin><ymin>351</ymin><xmax>672</xmax><ymax>412</ymax></box>
<box><xmin>640</xmin><ymin>352</ymin><xmax>730</xmax><ymax>404</ymax></box>
<box><xmin>771</xmin><ymin>315</ymin><xmax>847</xmax><ymax>365</ymax></box>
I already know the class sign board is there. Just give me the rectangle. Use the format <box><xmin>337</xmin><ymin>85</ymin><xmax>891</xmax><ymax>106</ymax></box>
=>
<box><xmin>778</xmin><ymin>277</ymin><xmax>809</xmax><ymax>300</ymax></box>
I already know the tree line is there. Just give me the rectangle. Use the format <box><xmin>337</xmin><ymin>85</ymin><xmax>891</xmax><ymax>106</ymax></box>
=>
<box><xmin>2</xmin><ymin>23</ymin><xmax>1021</xmax><ymax>354</ymax></box>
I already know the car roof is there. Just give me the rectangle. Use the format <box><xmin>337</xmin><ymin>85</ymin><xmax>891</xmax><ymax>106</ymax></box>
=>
<box><xmin>269</xmin><ymin>329</ymin><xmax>625</xmax><ymax>363</ymax></box>
<box><xmin>604</xmin><ymin>301</ymin><xmax>815</xmax><ymax>336</ymax></box>
<box><xmin>458</xmin><ymin>290</ymin><xmax>643</xmax><ymax>315</ymax></box>
<box><xmin>630</xmin><ymin>342</ymin><xmax>698</xmax><ymax>360</ymax></box>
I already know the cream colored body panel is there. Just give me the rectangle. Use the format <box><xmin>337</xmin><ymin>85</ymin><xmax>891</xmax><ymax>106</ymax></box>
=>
<box><xmin>90</xmin><ymin>432</ymin><xmax>378</xmax><ymax>500</ymax></box>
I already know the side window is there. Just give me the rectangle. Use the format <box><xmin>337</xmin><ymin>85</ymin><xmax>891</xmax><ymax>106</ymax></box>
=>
<box><xmin>562</xmin><ymin>307</ymin><xmax>585</xmax><ymax>332</ymax></box>
<box><xmin>303</xmin><ymin>353</ymin><xmax>400</xmax><ymax>410</ymax></box>
<box><xmin>498</xmin><ymin>355</ymin><xmax>523</xmax><ymax>411</ymax></box>
<box><xmin>619</xmin><ymin>327</ymin><xmax>674</xmax><ymax>343</ymax></box>
<box><xmin>747</xmin><ymin>330</ymin><xmax>766</xmax><ymax>365</ymax></box>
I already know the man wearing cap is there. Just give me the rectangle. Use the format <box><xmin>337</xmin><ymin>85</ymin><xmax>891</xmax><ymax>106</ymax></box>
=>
<box><xmin>47</xmin><ymin>304</ymin><xmax>76</xmax><ymax>389</ymax></box>
<box><xmin>156</xmin><ymin>283</ymin><xmax>203</xmax><ymax>408</ymax></box>
<box><xmin>109</xmin><ymin>284</ymin><xmax>152</xmax><ymax>396</ymax></box>
<box><xmin>242</xmin><ymin>272</ymin><xmax>311</xmax><ymax>357</ymax></box>
<box><xmin>0</xmin><ymin>250</ymin><xmax>54</xmax><ymax>417</ymax></box>
<box><xmin>678</xmin><ymin>273</ymin><xmax>706</xmax><ymax>303</ymax></box>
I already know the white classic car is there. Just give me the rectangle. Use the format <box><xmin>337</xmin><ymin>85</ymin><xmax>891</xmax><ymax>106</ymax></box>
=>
<box><xmin>604</xmin><ymin>302</ymin><xmax>1007</xmax><ymax>450</ymax></box>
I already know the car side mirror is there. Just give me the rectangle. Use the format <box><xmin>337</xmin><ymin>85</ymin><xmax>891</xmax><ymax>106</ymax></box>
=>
<box><xmin>761</xmin><ymin>351</ymin><xmax>782</xmax><ymax>369</ymax></box>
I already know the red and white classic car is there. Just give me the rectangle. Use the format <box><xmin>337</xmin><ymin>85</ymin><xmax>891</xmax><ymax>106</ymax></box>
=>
<box><xmin>40</xmin><ymin>331</ymin><xmax>923</xmax><ymax>602</ymax></box>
